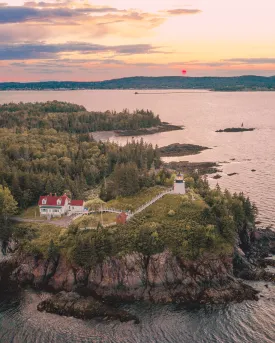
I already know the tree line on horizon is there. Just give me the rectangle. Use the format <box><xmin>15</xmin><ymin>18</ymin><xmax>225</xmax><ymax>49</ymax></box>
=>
<box><xmin>0</xmin><ymin>76</ymin><xmax>275</xmax><ymax>91</ymax></box>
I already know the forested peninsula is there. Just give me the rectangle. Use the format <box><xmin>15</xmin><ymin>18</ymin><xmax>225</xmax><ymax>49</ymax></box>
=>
<box><xmin>0</xmin><ymin>101</ymin><xmax>166</xmax><ymax>209</ymax></box>
<box><xmin>0</xmin><ymin>75</ymin><xmax>275</xmax><ymax>91</ymax></box>
<box><xmin>0</xmin><ymin>101</ymin><xmax>274</xmax><ymax>323</ymax></box>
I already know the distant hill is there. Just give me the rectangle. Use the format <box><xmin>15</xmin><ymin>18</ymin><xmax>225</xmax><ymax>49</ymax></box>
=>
<box><xmin>1</xmin><ymin>76</ymin><xmax>275</xmax><ymax>91</ymax></box>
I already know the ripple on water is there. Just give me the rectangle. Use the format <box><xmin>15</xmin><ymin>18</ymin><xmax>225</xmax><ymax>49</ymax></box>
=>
<box><xmin>0</xmin><ymin>288</ymin><xmax>275</xmax><ymax>343</ymax></box>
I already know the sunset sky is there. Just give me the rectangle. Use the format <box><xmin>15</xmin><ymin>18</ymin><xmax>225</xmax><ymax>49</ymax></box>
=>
<box><xmin>1</xmin><ymin>0</ymin><xmax>275</xmax><ymax>81</ymax></box>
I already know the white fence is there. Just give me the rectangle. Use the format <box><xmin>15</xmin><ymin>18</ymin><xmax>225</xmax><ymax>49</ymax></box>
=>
<box><xmin>126</xmin><ymin>188</ymin><xmax>173</xmax><ymax>220</ymax></box>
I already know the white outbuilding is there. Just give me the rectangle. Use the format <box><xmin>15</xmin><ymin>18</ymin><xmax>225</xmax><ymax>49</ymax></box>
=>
<box><xmin>68</xmin><ymin>200</ymin><xmax>85</xmax><ymax>214</ymax></box>
<box><xmin>173</xmin><ymin>173</ymin><xmax>186</xmax><ymax>195</ymax></box>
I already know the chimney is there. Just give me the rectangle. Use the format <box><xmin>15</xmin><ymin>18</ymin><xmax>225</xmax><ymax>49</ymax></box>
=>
<box><xmin>55</xmin><ymin>193</ymin><xmax>57</xmax><ymax>196</ymax></box>
<box><xmin>49</xmin><ymin>193</ymin><xmax>52</xmax><ymax>196</ymax></box>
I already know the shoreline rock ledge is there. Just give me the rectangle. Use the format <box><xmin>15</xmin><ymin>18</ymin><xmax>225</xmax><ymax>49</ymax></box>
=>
<box><xmin>37</xmin><ymin>291</ymin><xmax>140</xmax><ymax>324</ymax></box>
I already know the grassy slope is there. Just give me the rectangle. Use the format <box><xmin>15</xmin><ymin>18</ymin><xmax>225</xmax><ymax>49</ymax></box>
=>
<box><xmin>73</xmin><ymin>213</ymin><xmax>117</xmax><ymax>229</ymax></box>
<box><xmin>107</xmin><ymin>186</ymin><xmax>168</xmax><ymax>211</ymax></box>
<box><xmin>131</xmin><ymin>193</ymin><xmax>207</xmax><ymax>226</ymax></box>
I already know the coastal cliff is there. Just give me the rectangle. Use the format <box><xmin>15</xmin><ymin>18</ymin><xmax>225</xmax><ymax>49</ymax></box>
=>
<box><xmin>2</xmin><ymin>248</ymin><xmax>258</xmax><ymax>305</ymax></box>
<box><xmin>2</xmin><ymin>225</ymin><xmax>275</xmax><ymax>322</ymax></box>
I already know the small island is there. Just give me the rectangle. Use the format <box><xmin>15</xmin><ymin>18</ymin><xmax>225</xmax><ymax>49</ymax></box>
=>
<box><xmin>159</xmin><ymin>143</ymin><xmax>209</xmax><ymax>157</ymax></box>
<box><xmin>216</xmin><ymin>127</ymin><xmax>255</xmax><ymax>133</ymax></box>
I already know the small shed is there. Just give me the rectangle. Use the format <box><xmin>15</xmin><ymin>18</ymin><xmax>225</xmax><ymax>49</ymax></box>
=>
<box><xmin>116</xmin><ymin>212</ymin><xmax>128</xmax><ymax>225</ymax></box>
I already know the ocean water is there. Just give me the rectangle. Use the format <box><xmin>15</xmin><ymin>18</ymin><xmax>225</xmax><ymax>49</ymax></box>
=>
<box><xmin>0</xmin><ymin>285</ymin><xmax>274</xmax><ymax>343</ymax></box>
<box><xmin>0</xmin><ymin>90</ymin><xmax>274</xmax><ymax>342</ymax></box>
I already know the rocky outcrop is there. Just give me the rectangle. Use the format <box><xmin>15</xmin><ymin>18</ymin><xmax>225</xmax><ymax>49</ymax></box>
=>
<box><xmin>6</xmin><ymin>250</ymin><xmax>258</xmax><ymax>304</ymax></box>
<box><xmin>251</xmin><ymin>228</ymin><xmax>275</xmax><ymax>255</ymax></box>
<box><xmin>37</xmin><ymin>291</ymin><xmax>139</xmax><ymax>323</ymax></box>
<box><xmin>234</xmin><ymin>227</ymin><xmax>275</xmax><ymax>282</ymax></box>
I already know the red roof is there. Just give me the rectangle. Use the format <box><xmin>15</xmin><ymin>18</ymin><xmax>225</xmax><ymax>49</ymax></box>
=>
<box><xmin>38</xmin><ymin>194</ymin><xmax>70</xmax><ymax>207</ymax></box>
<box><xmin>70</xmin><ymin>200</ymin><xmax>84</xmax><ymax>206</ymax></box>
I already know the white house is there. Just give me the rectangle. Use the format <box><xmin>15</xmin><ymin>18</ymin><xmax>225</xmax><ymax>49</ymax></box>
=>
<box><xmin>173</xmin><ymin>173</ymin><xmax>186</xmax><ymax>195</ymax></box>
<box><xmin>38</xmin><ymin>193</ymin><xmax>84</xmax><ymax>217</ymax></box>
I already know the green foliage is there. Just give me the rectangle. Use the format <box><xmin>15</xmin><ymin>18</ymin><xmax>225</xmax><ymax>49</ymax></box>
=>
<box><xmin>1</xmin><ymin>76</ymin><xmax>275</xmax><ymax>91</ymax></box>
<box><xmin>168</xmin><ymin>210</ymin><xmax>176</xmax><ymax>217</ymax></box>
<box><xmin>18</xmin><ymin>206</ymin><xmax>39</xmax><ymax>219</ymax></box>
<box><xmin>106</xmin><ymin>186</ymin><xmax>167</xmax><ymax>211</ymax></box>
<box><xmin>47</xmin><ymin>239</ymin><xmax>59</xmax><ymax>261</ymax></box>
<box><xmin>101</xmin><ymin>162</ymin><xmax>140</xmax><ymax>200</ymax></box>
<box><xmin>69</xmin><ymin>228</ymin><xmax>116</xmax><ymax>268</ymax></box>
<box><xmin>0</xmin><ymin>127</ymin><xmax>161</xmax><ymax>209</ymax></box>
<box><xmin>12</xmin><ymin>222</ymin><xmax>64</xmax><ymax>257</ymax></box>
<box><xmin>0</xmin><ymin>185</ymin><xmax>18</xmax><ymax>220</ymax></box>
<box><xmin>0</xmin><ymin>102</ymin><xmax>161</xmax><ymax>134</ymax></box>
<box><xmin>84</xmin><ymin>198</ymin><xmax>106</xmax><ymax>210</ymax></box>
<box><xmin>0</xmin><ymin>185</ymin><xmax>18</xmax><ymax>240</ymax></box>
<box><xmin>135</xmin><ymin>222</ymin><xmax>164</xmax><ymax>256</ymax></box>
<box><xmin>73</xmin><ymin>212</ymin><xmax>117</xmax><ymax>229</ymax></box>
<box><xmin>14</xmin><ymin>177</ymin><xmax>256</xmax><ymax>265</ymax></box>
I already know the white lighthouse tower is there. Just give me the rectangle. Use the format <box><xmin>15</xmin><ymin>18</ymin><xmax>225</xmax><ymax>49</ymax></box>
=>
<box><xmin>173</xmin><ymin>172</ymin><xmax>186</xmax><ymax>195</ymax></box>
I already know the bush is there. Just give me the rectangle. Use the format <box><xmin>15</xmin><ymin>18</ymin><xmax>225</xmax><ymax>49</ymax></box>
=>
<box><xmin>168</xmin><ymin>210</ymin><xmax>176</xmax><ymax>217</ymax></box>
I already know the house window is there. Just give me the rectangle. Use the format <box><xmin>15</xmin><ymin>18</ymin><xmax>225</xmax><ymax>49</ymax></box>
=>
<box><xmin>57</xmin><ymin>199</ymin><xmax>61</xmax><ymax>205</ymax></box>
<box><xmin>42</xmin><ymin>199</ymin><xmax>47</xmax><ymax>205</ymax></box>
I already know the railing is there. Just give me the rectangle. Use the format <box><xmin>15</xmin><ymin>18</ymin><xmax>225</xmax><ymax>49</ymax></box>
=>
<box><xmin>87</xmin><ymin>208</ymin><xmax>130</xmax><ymax>215</ymax></box>
<box><xmin>127</xmin><ymin>188</ymin><xmax>173</xmax><ymax>220</ymax></box>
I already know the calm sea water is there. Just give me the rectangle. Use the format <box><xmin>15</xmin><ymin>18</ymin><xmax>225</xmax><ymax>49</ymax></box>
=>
<box><xmin>0</xmin><ymin>90</ymin><xmax>274</xmax><ymax>343</ymax></box>
<box><xmin>0</xmin><ymin>285</ymin><xmax>274</xmax><ymax>343</ymax></box>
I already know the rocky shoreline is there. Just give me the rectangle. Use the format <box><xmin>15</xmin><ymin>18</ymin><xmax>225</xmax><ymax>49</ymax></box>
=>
<box><xmin>164</xmin><ymin>161</ymin><xmax>220</xmax><ymax>175</ymax></box>
<box><xmin>0</xmin><ymin>227</ymin><xmax>274</xmax><ymax>323</ymax></box>
<box><xmin>216</xmin><ymin>127</ymin><xmax>255</xmax><ymax>133</ymax></box>
<box><xmin>38</xmin><ymin>291</ymin><xmax>140</xmax><ymax>323</ymax></box>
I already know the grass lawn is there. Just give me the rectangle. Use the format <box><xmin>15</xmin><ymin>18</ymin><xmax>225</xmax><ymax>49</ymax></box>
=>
<box><xmin>18</xmin><ymin>206</ymin><xmax>40</xmax><ymax>219</ymax></box>
<box><xmin>73</xmin><ymin>212</ymin><xmax>117</xmax><ymax>229</ymax></box>
<box><xmin>131</xmin><ymin>192</ymin><xmax>208</xmax><ymax>225</ymax></box>
<box><xmin>107</xmin><ymin>186</ymin><xmax>168</xmax><ymax>211</ymax></box>
<box><xmin>139</xmin><ymin>194</ymin><xmax>184</xmax><ymax>221</ymax></box>
<box><xmin>17</xmin><ymin>206</ymin><xmax>63</xmax><ymax>222</ymax></box>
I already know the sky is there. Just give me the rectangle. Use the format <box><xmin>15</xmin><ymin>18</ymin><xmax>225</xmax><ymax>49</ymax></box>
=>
<box><xmin>1</xmin><ymin>0</ymin><xmax>275</xmax><ymax>81</ymax></box>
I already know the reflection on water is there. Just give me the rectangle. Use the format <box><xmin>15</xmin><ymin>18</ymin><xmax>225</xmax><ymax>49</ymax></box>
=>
<box><xmin>0</xmin><ymin>286</ymin><xmax>275</xmax><ymax>343</ymax></box>
<box><xmin>1</xmin><ymin>90</ymin><xmax>274</xmax><ymax>226</ymax></box>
